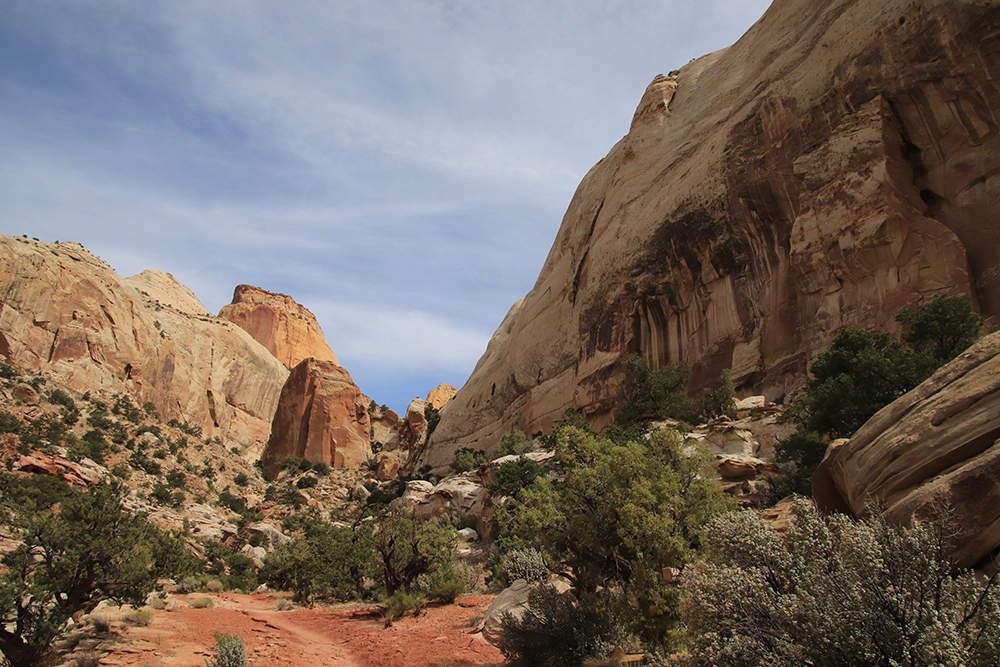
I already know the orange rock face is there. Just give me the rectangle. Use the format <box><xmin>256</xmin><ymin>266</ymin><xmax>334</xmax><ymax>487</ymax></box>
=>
<box><xmin>422</xmin><ymin>0</ymin><xmax>1000</xmax><ymax>468</ymax></box>
<box><xmin>425</xmin><ymin>383</ymin><xmax>457</xmax><ymax>410</ymax></box>
<box><xmin>261</xmin><ymin>359</ymin><xmax>371</xmax><ymax>471</ymax></box>
<box><xmin>0</xmin><ymin>235</ymin><xmax>288</xmax><ymax>456</ymax></box>
<box><xmin>218</xmin><ymin>285</ymin><xmax>338</xmax><ymax>369</ymax></box>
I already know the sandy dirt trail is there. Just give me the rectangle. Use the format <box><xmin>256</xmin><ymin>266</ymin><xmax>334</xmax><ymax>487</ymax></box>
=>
<box><xmin>75</xmin><ymin>592</ymin><xmax>503</xmax><ymax>667</ymax></box>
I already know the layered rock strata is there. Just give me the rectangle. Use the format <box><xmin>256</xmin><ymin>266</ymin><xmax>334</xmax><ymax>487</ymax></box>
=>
<box><xmin>423</xmin><ymin>0</ymin><xmax>999</xmax><ymax>467</ymax></box>
<box><xmin>218</xmin><ymin>284</ymin><xmax>339</xmax><ymax>369</ymax></box>
<box><xmin>813</xmin><ymin>331</ymin><xmax>1000</xmax><ymax>569</ymax></box>
<box><xmin>0</xmin><ymin>235</ymin><xmax>288</xmax><ymax>454</ymax></box>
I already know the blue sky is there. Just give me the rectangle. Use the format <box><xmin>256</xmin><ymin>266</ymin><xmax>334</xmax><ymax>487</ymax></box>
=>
<box><xmin>0</xmin><ymin>0</ymin><xmax>771</xmax><ymax>414</ymax></box>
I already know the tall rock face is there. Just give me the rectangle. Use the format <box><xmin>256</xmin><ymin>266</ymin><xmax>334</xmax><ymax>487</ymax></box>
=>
<box><xmin>421</xmin><ymin>0</ymin><xmax>1000</xmax><ymax>469</ymax></box>
<box><xmin>218</xmin><ymin>285</ymin><xmax>339</xmax><ymax>369</ymax></box>
<box><xmin>0</xmin><ymin>235</ymin><xmax>289</xmax><ymax>456</ymax></box>
<box><xmin>813</xmin><ymin>331</ymin><xmax>1000</xmax><ymax>569</ymax></box>
<box><xmin>260</xmin><ymin>359</ymin><xmax>371</xmax><ymax>471</ymax></box>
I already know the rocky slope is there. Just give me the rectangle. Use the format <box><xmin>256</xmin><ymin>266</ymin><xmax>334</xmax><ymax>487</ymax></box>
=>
<box><xmin>0</xmin><ymin>235</ymin><xmax>288</xmax><ymax>455</ymax></box>
<box><xmin>813</xmin><ymin>330</ymin><xmax>1000</xmax><ymax>569</ymax></box>
<box><xmin>422</xmin><ymin>0</ymin><xmax>1000</xmax><ymax>467</ymax></box>
<box><xmin>219</xmin><ymin>285</ymin><xmax>339</xmax><ymax>369</ymax></box>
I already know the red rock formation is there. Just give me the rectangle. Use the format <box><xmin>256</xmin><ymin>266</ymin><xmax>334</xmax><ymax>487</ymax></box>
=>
<box><xmin>218</xmin><ymin>285</ymin><xmax>338</xmax><ymax>369</ymax></box>
<box><xmin>422</xmin><ymin>0</ymin><xmax>999</xmax><ymax>468</ymax></box>
<box><xmin>261</xmin><ymin>359</ymin><xmax>371</xmax><ymax>471</ymax></box>
<box><xmin>0</xmin><ymin>235</ymin><xmax>288</xmax><ymax>455</ymax></box>
<box><xmin>813</xmin><ymin>331</ymin><xmax>1000</xmax><ymax>569</ymax></box>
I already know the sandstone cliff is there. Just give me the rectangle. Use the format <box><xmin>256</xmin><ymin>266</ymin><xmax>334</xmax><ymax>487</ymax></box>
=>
<box><xmin>813</xmin><ymin>330</ymin><xmax>1000</xmax><ymax>569</ymax></box>
<box><xmin>260</xmin><ymin>359</ymin><xmax>371</xmax><ymax>471</ymax></box>
<box><xmin>422</xmin><ymin>0</ymin><xmax>1000</xmax><ymax>468</ymax></box>
<box><xmin>0</xmin><ymin>235</ymin><xmax>289</xmax><ymax>456</ymax></box>
<box><xmin>218</xmin><ymin>285</ymin><xmax>339</xmax><ymax>369</ymax></box>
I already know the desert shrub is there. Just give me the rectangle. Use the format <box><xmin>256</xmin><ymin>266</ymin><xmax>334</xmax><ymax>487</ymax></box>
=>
<box><xmin>680</xmin><ymin>501</ymin><xmax>1000</xmax><ymax>666</ymax></box>
<box><xmin>206</xmin><ymin>633</ymin><xmax>246</xmax><ymax>667</ymax></box>
<box><xmin>295</xmin><ymin>475</ymin><xmax>318</xmax><ymax>489</ymax></box>
<box><xmin>74</xmin><ymin>652</ymin><xmax>101</xmax><ymax>667</ymax></box>
<box><xmin>617</xmin><ymin>354</ymin><xmax>696</xmax><ymax>426</ymax></box>
<box><xmin>0</xmin><ymin>412</ymin><xmax>20</xmax><ymax>435</ymax></box>
<box><xmin>698</xmin><ymin>369</ymin><xmax>737</xmax><ymax>420</ymax></box>
<box><xmin>47</xmin><ymin>389</ymin><xmax>75</xmax><ymax>411</ymax></box>
<box><xmin>451</xmin><ymin>447</ymin><xmax>486</xmax><ymax>473</ymax></box>
<box><xmin>424</xmin><ymin>403</ymin><xmax>441</xmax><ymax>440</ymax></box>
<box><xmin>382</xmin><ymin>590</ymin><xmax>424</xmax><ymax>622</ymax></box>
<box><xmin>499</xmin><ymin>585</ymin><xmax>631</xmax><ymax>667</ymax></box>
<box><xmin>205</xmin><ymin>579</ymin><xmax>224</xmax><ymax>593</ymax></box>
<box><xmin>122</xmin><ymin>609</ymin><xmax>152</xmax><ymax>627</ymax></box>
<box><xmin>165</xmin><ymin>469</ymin><xmax>186</xmax><ymax>488</ymax></box>
<box><xmin>233</xmin><ymin>472</ymin><xmax>249</xmax><ymax>487</ymax></box>
<box><xmin>486</xmin><ymin>457</ymin><xmax>544</xmax><ymax>499</ymax></box>
<box><xmin>190</xmin><ymin>596</ymin><xmax>213</xmax><ymax>609</ymax></box>
<box><xmin>311</xmin><ymin>461</ymin><xmax>331</xmax><ymax>475</ymax></box>
<box><xmin>88</xmin><ymin>615</ymin><xmax>112</xmax><ymax>633</ymax></box>
<box><xmin>261</xmin><ymin>517</ymin><xmax>373</xmax><ymax>602</ymax></box>
<box><xmin>501</xmin><ymin>548</ymin><xmax>549</xmax><ymax>585</ymax></box>
<box><xmin>492</xmin><ymin>429</ymin><xmax>535</xmax><ymax>459</ymax></box>
<box><xmin>494</xmin><ymin>425</ymin><xmax>735</xmax><ymax>654</ymax></box>
<box><xmin>177</xmin><ymin>575</ymin><xmax>200</xmax><ymax>594</ymax></box>
<box><xmin>898</xmin><ymin>292</ymin><xmax>985</xmax><ymax>365</ymax></box>
<box><xmin>0</xmin><ymin>363</ymin><xmax>17</xmax><ymax>380</ymax></box>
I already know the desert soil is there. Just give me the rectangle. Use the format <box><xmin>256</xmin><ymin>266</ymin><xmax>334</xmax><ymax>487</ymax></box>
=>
<box><xmin>59</xmin><ymin>591</ymin><xmax>504</xmax><ymax>667</ymax></box>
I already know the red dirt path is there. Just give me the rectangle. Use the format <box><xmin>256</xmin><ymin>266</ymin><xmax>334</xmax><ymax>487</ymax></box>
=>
<box><xmin>81</xmin><ymin>592</ymin><xmax>504</xmax><ymax>667</ymax></box>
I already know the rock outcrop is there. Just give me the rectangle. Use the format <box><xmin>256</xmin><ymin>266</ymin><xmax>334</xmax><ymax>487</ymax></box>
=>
<box><xmin>423</xmin><ymin>0</ymin><xmax>999</xmax><ymax>465</ymax></box>
<box><xmin>0</xmin><ymin>235</ymin><xmax>288</xmax><ymax>455</ymax></box>
<box><xmin>261</xmin><ymin>359</ymin><xmax>371</xmax><ymax>471</ymax></box>
<box><xmin>218</xmin><ymin>285</ymin><xmax>339</xmax><ymax>369</ymax></box>
<box><xmin>425</xmin><ymin>383</ymin><xmax>458</xmax><ymax>410</ymax></box>
<box><xmin>813</xmin><ymin>331</ymin><xmax>1000</xmax><ymax>569</ymax></box>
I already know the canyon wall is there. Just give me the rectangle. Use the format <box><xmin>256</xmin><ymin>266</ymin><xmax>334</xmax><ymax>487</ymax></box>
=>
<box><xmin>0</xmin><ymin>235</ymin><xmax>288</xmax><ymax>456</ymax></box>
<box><xmin>422</xmin><ymin>0</ymin><xmax>1000</xmax><ymax>469</ymax></box>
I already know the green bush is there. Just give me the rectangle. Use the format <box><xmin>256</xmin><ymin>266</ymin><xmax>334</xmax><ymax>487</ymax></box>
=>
<box><xmin>233</xmin><ymin>472</ymin><xmax>249</xmax><ymax>487</ymax></box>
<box><xmin>486</xmin><ymin>457</ymin><xmax>544</xmax><ymax>499</ymax></box>
<box><xmin>698</xmin><ymin>369</ymin><xmax>736</xmax><ymax>420</ymax></box>
<box><xmin>501</xmin><ymin>548</ymin><xmax>548</xmax><ymax>585</ymax></box>
<box><xmin>681</xmin><ymin>501</ymin><xmax>1000</xmax><ymax>666</ymax></box>
<box><xmin>451</xmin><ymin>447</ymin><xmax>486</xmax><ymax>473</ymax></box>
<box><xmin>492</xmin><ymin>429</ymin><xmax>534</xmax><ymax>459</ymax></box>
<box><xmin>0</xmin><ymin>481</ymin><xmax>194</xmax><ymax>666</ymax></box>
<box><xmin>206</xmin><ymin>633</ymin><xmax>246</xmax><ymax>667</ymax></box>
<box><xmin>617</xmin><ymin>353</ymin><xmax>696</xmax><ymax>426</ymax></box>
<box><xmin>47</xmin><ymin>389</ymin><xmax>75</xmax><ymax>411</ymax></box>
<box><xmin>494</xmin><ymin>426</ymin><xmax>735</xmax><ymax>652</ymax></box>
<box><xmin>382</xmin><ymin>590</ymin><xmax>424</xmax><ymax>622</ymax></box>
<box><xmin>295</xmin><ymin>475</ymin><xmax>318</xmax><ymax>489</ymax></box>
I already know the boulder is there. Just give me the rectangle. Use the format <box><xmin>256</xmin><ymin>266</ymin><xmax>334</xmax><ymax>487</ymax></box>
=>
<box><xmin>218</xmin><ymin>285</ymin><xmax>339</xmax><ymax>369</ymax></box>
<box><xmin>12</xmin><ymin>383</ymin><xmax>38</xmax><ymax>405</ymax></box>
<box><xmin>0</xmin><ymin>235</ymin><xmax>288</xmax><ymax>456</ymax></box>
<box><xmin>375</xmin><ymin>451</ymin><xmax>400</xmax><ymax>481</ymax></box>
<box><xmin>261</xmin><ymin>359</ymin><xmax>371</xmax><ymax>471</ymax></box>
<box><xmin>813</xmin><ymin>331</ymin><xmax>1000</xmax><ymax>568</ymax></box>
<box><xmin>483</xmin><ymin>580</ymin><xmax>532</xmax><ymax>646</ymax></box>
<box><xmin>420</xmin><ymin>0</ymin><xmax>998</xmax><ymax>466</ymax></box>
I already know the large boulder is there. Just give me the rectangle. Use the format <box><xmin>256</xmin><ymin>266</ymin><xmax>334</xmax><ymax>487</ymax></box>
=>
<box><xmin>0</xmin><ymin>235</ymin><xmax>288</xmax><ymax>455</ymax></box>
<box><xmin>218</xmin><ymin>284</ymin><xmax>339</xmax><ymax>369</ymax></box>
<box><xmin>261</xmin><ymin>359</ymin><xmax>371</xmax><ymax>471</ymax></box>
<box><xmin>813</xmin><ymin>331</ymin><xmax>1000</xmax><ymax>569</ymax></box>
<box><xmin>421</xmin><ymin>0</ymin><xmax>998</xmax><ymax>467</ymax></box>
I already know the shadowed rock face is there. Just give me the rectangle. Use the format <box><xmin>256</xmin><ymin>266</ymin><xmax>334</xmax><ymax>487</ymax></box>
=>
<box><xmin>0</xmin><ymin>235</ymin><xmax>289</xmax><ymax>456</ymax></box>
<box><xmin>421</xmin><ymin>0</ymin><xmax>1000</xmax><ymax>470</ymax></box>
<box><xmin>260</xmin><ymin>359</ymin><xmax>371</xmax><ymax>471</ymax></box>
<box><xmin>219</xmin><ymin>285</ymin><xmax>339</xmax><ymax>370</ymax></box>
<box><xmin>813</xmin><ymin>331</ymin><xmax>1000</xmax><ymax>569</ymax></box>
